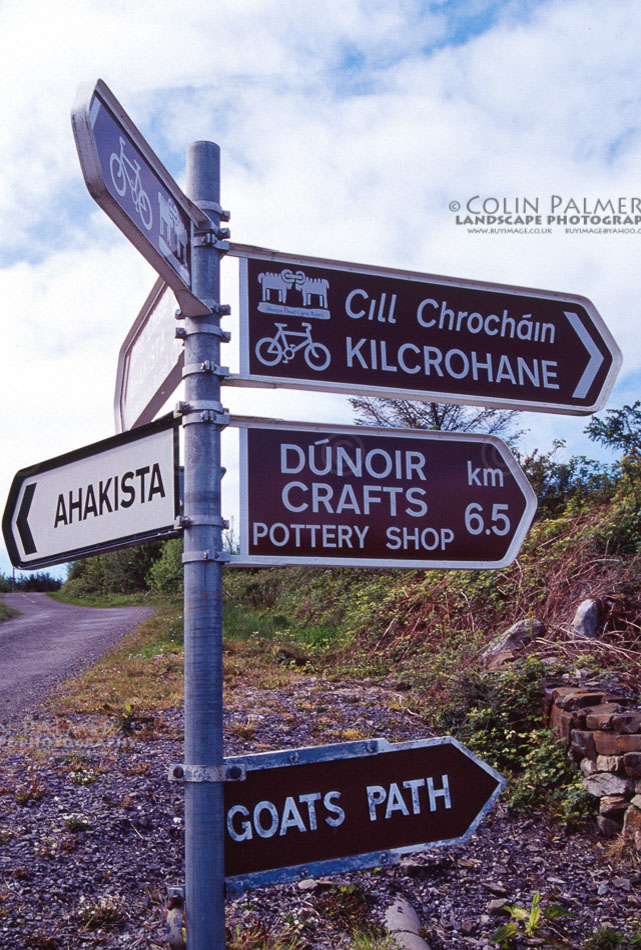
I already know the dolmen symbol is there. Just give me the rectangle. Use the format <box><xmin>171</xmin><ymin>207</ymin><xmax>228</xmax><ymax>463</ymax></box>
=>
<box><xmin>257</xmin><ymin>268</ymin><xmax>331</xmax><ymax>319</ymax></box>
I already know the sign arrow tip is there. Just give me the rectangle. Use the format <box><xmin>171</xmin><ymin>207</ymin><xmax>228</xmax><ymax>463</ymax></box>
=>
<box><xmin>16</xmin><ymin>483</ymin><xmax>37</xmax><ymax>556</ymax></box>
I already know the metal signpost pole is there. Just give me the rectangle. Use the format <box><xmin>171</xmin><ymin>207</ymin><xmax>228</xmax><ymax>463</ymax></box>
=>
<box><xmin>183</xmin><ymin>141</ymin><xmax>226</xmax><ymax>949</ymax></box>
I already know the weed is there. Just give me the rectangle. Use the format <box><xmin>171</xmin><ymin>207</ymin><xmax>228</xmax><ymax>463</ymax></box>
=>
<box><xmin>585</xmin><ymin>926</ymin><xmax>641</xmax><ymax>950</ymax></box>
<box><xmin>229</xmin><ymin>717</ymin><xmax>259</xmax><ymax>740</ymax></box>
<box><xmin>604</xmin><ymin>833</ymin><xmax>641</xmax><ymax>867</ymax></box>
<box><xmin>351</xmin><ymin>934</ymin><xmax>397</xmax><ymax>949</ymax></box>
<box><xmin>492</xmin><ymin>891</ymin><xmax>573</xmax><ymax>947</ymax></box>
<box><xmin>77</xmin><ymin>893</ymin><xmax>127</xmax><ymax>931</ymax></box>
<box><xmin>226</xmin><ymin>921</ymin><xmax>305</xmax><ymax>949</ymax></box>
<box><xmin>313</xmin><ymin>882</ymin><xmax>385</xmax><ymax>940</ymax></box>
<box><xmin>15</xmin><ymin>776</ymin><xmax>47</xmax><ymax>804</ymax></box>
<box><xmin>64</xmin><ymin>814</ymin><xmax>90</xmax><ymax>833</ymax></box>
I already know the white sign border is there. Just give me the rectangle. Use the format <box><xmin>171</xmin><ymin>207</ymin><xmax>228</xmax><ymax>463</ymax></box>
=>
<box><xmin>230</xmin><ymin>416</ymin><xmax>537</xmax><ymax>571</ymax></box>
<box><xmin>3</xmin><ymin>414</ymin><xmax>182</xmax><ymax>571</ymax></box>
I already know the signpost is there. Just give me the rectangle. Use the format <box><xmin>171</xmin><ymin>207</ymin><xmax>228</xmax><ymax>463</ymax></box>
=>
<box><xmin>2</xmin><ymin>75</ymin><xmax>622</xmax><ymax>949</ymax></box>
<box><xmin>231</xmin><ymin>244</ymin><xmax>621</xmax><ymax>415</ymax></box>
<box><xmin>2</xmin><ymin>415</ymin><xmax>180</xmax><ymax>570</ymax></box>
<box><xmin>233</xmin><ymin>418</ymin><xmax>537</xmax><ymax>569</ymax></box>
<box><xmin>71</xmin><ymin>79</ymin><xmax>223</xmax><ymax>317</ymax></box>
<box><xmin>114</xmin><ymin>277</ymin><xmax>184</xmax><ymax>432</ymax></box>
<box><xmin>210</xmin><ymin>737</ymin><xmax>505</xmax><ymax>892</ymax></box>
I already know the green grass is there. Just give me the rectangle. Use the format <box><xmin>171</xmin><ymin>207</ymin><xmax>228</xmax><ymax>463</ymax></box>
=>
<box><xmin>0</xmin><ymin>603</ymin><xmax>19</xmax><ymax>623</ymax></box>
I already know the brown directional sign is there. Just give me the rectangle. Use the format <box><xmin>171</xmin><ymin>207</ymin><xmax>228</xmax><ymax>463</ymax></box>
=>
<box><xmin>222</xmin><ymin>737</ymin><xmax>505</xmax><ymax>891</ymax></box>
<box><xmin>231</xmin><ymin>244</ymin><xmax>621</xmax><ymax>415</ymax></box>
<box><xmin>232</xmin><ymin>418</ymin><xmax>537</xmax><ymax>570</ymax></box>
<box><xmin>72</xmin><ymin>79</ymin><xmax>211</xmax><ymax>317</ymax></box>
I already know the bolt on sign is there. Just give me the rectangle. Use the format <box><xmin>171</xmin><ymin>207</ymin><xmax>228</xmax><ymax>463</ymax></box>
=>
<box><xmin>221</xmin><ymin>737</ymin><xmax>505</xmax><ymax>892</ymax></box>
<box><xmin>2</xmin><ymin>415</ymin><xmax>180</xmax><ymax>570</ymax></box>
<box><xmin>230</xmin><ymin>244</ymin><xmax>621</xmax><ymax>415</ymax></box>
<box><xmin>232</xmin><ymin>418</ymin><xmax>537</xmax><ymax>569</ymax></box>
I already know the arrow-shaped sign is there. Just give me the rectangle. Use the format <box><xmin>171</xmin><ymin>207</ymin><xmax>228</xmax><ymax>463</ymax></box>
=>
<box><xmin>230</xmin><ymin>244</ymin><xmax>622</xmax><ymax>415</ymax></box>
<box><xmin>233</xmin><ymin>418</ymin><xmax>537</xmax><ymax>570</ymax></box>
<box><xmin>214</xmin><ymin>737</ymin><xmax>505</xmax><ymax>892</ymax></box>
<box><xmin>72</xmin><ymin>79</ymin><xmax>214</xmax><ymax>317</ymax></box>
<box><xmin>3</xmin><ymin>415</ymin><xmax>181</xmax><ymax>570</ymax></box>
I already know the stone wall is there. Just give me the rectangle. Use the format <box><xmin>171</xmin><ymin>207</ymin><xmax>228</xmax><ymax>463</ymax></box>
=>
<box><xmin>547</xmin><ymin>686</ymin><xmax>641</xmax><ymax>847</ymax></box>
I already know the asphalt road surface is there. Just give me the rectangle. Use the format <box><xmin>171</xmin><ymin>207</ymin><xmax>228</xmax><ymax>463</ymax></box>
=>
<box><xmin>0</xmin><ymin>593</ymin><xmax>153</xmax><ymax>721</ymax></box>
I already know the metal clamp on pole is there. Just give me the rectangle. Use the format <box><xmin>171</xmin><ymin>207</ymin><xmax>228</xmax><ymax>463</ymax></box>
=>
<box><xmin>181</xmin><ymin>550</ymin><xmax>231</xmax><ymax>564</ymax></box>
<box><xmin>182</xmin><ymin>362</ymin><xmax>230</xmax><ymax>380</ymax></box>
<box><xmin>175</xmin><ymin>400</ymin><xmax>230</xmax><ymax>427</ymax></box>
<box><xmin>169</xmin><ymin>763</ymin><xmax>247</xmax><ymax>782</ymax></box>
<box><xmin>176</xmin><ymin>324</ymin><xmax>231</xmax><ymax>342</ymax></box>
<box><xmin>196</xmin><ymin>199</ymin><xmax>231</xmax><ymax>222</ymax></box>
<box><xmin>175</xmin><ymin>515</ymin><xmax>229</xmax><ymax>530</ymax></box>
<box><xmin>192</xmin><ymin>229</ymin><xmax>230</xmax><ymax>251</ymax></box>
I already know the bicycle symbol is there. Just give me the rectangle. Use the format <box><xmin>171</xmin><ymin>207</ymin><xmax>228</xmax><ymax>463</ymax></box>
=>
<box><xmin>109</xmin><ymin>136</ymin><xmax>153</xmax><ymax>231</ymax></box>
<box><xmin>255</xmin><ymin>322</ymin><xmax>331</xmax><ymax>371</ymax></box>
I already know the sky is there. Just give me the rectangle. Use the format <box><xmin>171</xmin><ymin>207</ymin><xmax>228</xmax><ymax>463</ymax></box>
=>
<box><xmin>1</xmin><ymin>0</ymin><xmax>640</xmax><ymax>579</ymax></box>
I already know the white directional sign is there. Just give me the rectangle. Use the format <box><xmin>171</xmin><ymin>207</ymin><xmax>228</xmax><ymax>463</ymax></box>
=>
<box><xmin>72</xmin><ymin>79</ymin><xmax>212</xmax><ymax>317</ymax></box>
<box><xmin>2</xmin><ymin>416</ymin><xmax>180</xmax><ymax>570</ymax></box>
<box><xmin>114</xmin><ymin>278</ymin><xmax>184</xmax><ymax>432</ymax></box>
<box><xmin>230</xmin><ymin>244</ymin><xmax>622</xmax><ymax>415</ymax></box>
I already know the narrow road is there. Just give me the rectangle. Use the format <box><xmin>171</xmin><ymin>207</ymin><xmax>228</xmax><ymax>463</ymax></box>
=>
<box><xmin>0</xmin><ymin>592</ymin><xmax>153</xmax><ymax>720</ymax></box>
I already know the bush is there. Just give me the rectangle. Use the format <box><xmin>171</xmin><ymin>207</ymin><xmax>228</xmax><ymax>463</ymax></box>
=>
<box><xmin>436</xmin><ymin>657</ymin><xmax>595</xmax><ymax>827</ymax></box>
<box><xmin>146</xmin><ymin>539</ymin><xmax>183</xmax><ymax>595</ymax></box>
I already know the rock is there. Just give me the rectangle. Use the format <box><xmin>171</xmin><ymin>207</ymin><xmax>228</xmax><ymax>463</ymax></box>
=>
<box><xmin>385</xmin><ymin>897</ymin><xmax>421</xmax><ymax>935</ymax></box>
<box><xmin>570</xmin><ymin>599</ymin><xmax>600</xmax><ymax>638</ymax></box>
<box><xmin>596</xmin><ymin>755</ymin><xmax>623</xmax><ymax>772</ymax></box>
<box><xmin>571</xmin><ymin>729</ymin><xmax>596</xmax><ymax>761</ymax></box>
<box><xmin>586</xmin><ymin>705</ymin><xmax>624</xmax><ymax>730</ymax></box>
<box><xmin>550</xmin><ymin>706</ymin><xmax>578</xmax><ymax>740</ymax></box>
<box><xmin>585</xmin><ymin>772</ymin><xmax>634</xmax><ymax>797</ymax></box>
<box><xmin>624</xmin><ymin>754</ymin><xmax>641</xmax><ymax>778</ymax></box>
<box><xmin>481</xmin><ymin>619</ymin><xmax>544</xmax><ymax>669</ymax></box>
<box><xmin>618</xmin><ymin>735</ymin><xmax>641</xmax><ymax>753</ymax></box>
<box><xmin>614</xmin><ymin>877</ymin><xmax>632</xmax><ymax>892</ymax></box>
<box><xmin>486</xmin><ymin>898</ymin><xmax>509</xmax><ymax>914</ymax></box>
<box><xmin>597</xmin><ymin>815</ymin><xmax>624</xmax><ymax>836</ymax></box>
<box><xmin>599</xmin><ymin>796</ymin><xmax>630</xmax><ymax>818</ymax></box>
<box><xmin>612</xmin><ymin>711</ymin><xmax>641</xmax><ymax>734</ymax></box>
<box><xmin>392</xmin><ymin>933</ymin><xmax>432</xmax><ymax>950</ymax></box>
<box><xmin>556</xmin><ymin>689</ymin><xmax>604</xmax><ymax>711</ymax></box>
<box><xmin>581</xmin><ymin>757</ymin><xmax>598</xmax><ymax>776</ymax></box>
<box><xmin>483</xmin><ymin>882</ymin><xmax>508</xmax><ymax>895</ymax></box>
<box><xmin>622</xmin><ymin>805</ymin><xmax>641</xmax><ymax>850</ymax></box>
<box><xmin>593</xmin><ymin>731</ymin><xmax>621</xmax><ymax>756</ymax></box>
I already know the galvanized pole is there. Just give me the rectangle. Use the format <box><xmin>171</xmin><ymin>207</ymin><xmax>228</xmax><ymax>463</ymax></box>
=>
<box><xmin>183</xmin><ymin>141</ymin><xmax>226</xmax><ymax>949</ymax></box>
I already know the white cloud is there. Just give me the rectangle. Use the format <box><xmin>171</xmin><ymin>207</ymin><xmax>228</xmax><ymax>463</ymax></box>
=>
<box><xmin>2</xmin><ymin>0</ymin><xmax>641</xmax><ymax>576</ymax></box>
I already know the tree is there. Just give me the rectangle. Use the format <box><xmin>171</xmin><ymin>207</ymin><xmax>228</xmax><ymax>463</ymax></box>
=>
<box><xmin>585</xmin><ymin>401</ymin><xmax>641</xmax><ymax>458</ymax></box>
<box><xmin>350</xmin><ymin>396</ymin><xmax>525</xmax><ymax>444</ymax></box>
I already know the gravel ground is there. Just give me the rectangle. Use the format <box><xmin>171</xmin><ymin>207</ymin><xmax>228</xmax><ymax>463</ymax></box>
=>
<box><xmin>0</xmin><ymin>669</ymin><xmax>639</xmax><ymax>949</ymax></box>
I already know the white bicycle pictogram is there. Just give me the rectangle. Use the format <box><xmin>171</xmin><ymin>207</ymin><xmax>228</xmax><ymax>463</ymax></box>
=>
<box><xmin>255</xmin><ymin>322</ymin><xmax>331</xmax><ymax>371</ymax></box>
<box><xmin>109</xmin><ymin>136</ymin><xmax>153</xmax><ymax>231</ymax></box>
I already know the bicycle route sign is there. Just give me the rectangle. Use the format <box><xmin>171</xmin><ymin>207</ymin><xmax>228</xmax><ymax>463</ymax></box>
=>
<box><xmin>231</xmin><ymin>244</ymin><xmax>621</xmax><ymax>415</ymax></box>
<box><xmin>218</xmin><ymin>737</ymin><xmax>505</xmax><ymax>891</ymax></box>
<box><xmin>114</xmin><ymin>278</ymin><xmax>184</xmax><ymax>432</ymax></box>
<box><xmin>2</xmin><ymin>415</ymin><xmax>181</xmax><ymax>570</ymax></box>
<box><xmin>72</xmin><ymin>79</ymin><xmax>211</xmax><ymax>317</ymax></box>
<box><xmin>232</xmin><ymin>418</ymin><xmax>537</xmax><ymax>569</ymax></box>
